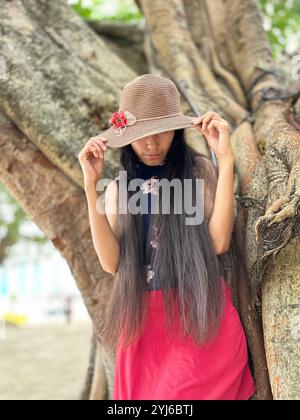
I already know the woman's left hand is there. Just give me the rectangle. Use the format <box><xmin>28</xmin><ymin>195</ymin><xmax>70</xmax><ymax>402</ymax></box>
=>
<box><xmin>191</xmin><ymin>111</ymin><xmax>233</xmax><ymax>161</ymax></box>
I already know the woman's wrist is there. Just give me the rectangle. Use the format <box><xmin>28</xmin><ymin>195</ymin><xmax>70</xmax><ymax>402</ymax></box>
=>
<box><xmin>217</xmin><ymin>153</ymin><xmax>234</xmax><ymax>167</ymax></box>
<box><xmin>84</xmin><ymin>180</ymin><xmax>97</xmax><ymax>193</ymax></box>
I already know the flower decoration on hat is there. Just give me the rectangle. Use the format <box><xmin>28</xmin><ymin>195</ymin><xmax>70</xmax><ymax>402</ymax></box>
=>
<box><xmin>109</xmin><ymin>110</ymin><xmax>137</xmax><ymax>136</ymax></box>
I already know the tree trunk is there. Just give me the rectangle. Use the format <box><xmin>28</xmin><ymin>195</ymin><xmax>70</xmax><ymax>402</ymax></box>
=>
<box><xmin>262</xmin><ymin>237</ymin><xmax>300</xmax><ymax>400</ymax></box>
<box><xmin>1</xmin><ymin>0</ymin><xmax>299</xmax><ymax>400</ymax></box>
<box><xmin>0</xmin><ymin>0</ymin><xmax>136</xmax><ymax>186</ymax></box>
<box><xmin>87</xmin><ymin>20</ymin><xmax>148</xmax><ymax>75</ymax></box>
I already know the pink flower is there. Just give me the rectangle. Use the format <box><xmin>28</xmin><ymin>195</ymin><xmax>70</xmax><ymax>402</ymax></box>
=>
<box><xmin>109</xmin><ymin>111</ymin><xmax>127</xmax><ymax>128</ymax></box>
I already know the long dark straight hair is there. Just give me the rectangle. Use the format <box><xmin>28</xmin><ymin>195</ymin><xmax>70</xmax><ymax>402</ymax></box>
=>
<box><xmin>100</xmin><ymin>129</ymin><xmax>226</xmax><ymax>351</ymax></box>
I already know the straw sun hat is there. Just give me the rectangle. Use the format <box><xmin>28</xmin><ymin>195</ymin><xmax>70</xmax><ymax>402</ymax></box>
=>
<box><xmin>99</xmin><ymin>74</ymin><xmax>195</xmax><ymax>148</ymax></box>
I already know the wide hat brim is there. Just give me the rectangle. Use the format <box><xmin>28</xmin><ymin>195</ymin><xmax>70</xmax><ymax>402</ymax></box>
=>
<box><xmin>97</xmin><ymin>114</ymin><xmax>195</xmax><ymax>148</ymax></box>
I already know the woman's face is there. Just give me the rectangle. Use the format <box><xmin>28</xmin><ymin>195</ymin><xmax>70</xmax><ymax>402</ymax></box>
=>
<box><xmin>130</xmin><ymin>130</ymin><xmax>174</xmax><ymax>166</ymax></box>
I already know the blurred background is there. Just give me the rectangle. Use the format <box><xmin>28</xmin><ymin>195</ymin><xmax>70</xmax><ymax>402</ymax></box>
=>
<box><xmin>0</xmin><ymin>0</ymin><xmax>299</xmax><ymax>400</ymax></box>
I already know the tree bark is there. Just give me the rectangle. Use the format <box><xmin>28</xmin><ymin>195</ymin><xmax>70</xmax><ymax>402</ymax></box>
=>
<box><xmin>1</xmin><ymin>0</ymin><xmax>299</xmax><ymax>400</ymax></box>
<box><xmin>262</xmin><ymin>237</ymin><xmax>300</xmax><ymax>400</ymax></box>
<box><xmin>222</xmin><ymin>0</ymin><xmax>300</xmax><ymax>399</ymax></box>
<box><xmin>87</xmin><ymin>20</ymin><xmax>148</xmax><ymax>75</ymax></box>
<box><xmin>0</xmin><ymin>0</ymin><xmax>136</xmax><ymax>186</ymax></box>
<box><xmin>79</xmin><ymin>330</ymin><xmax>97</xmax><ymax>400</ymax></box>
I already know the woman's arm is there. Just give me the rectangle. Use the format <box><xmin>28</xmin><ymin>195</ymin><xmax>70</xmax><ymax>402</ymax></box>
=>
<box><xmin>191</xmin><ymin>111</ymin><xmax>235</xmax><ymax>255</ymax></box>
<box><xmin>85</xmin><ymin>180</ymin><xmax>120</xmax><ymax>274</ymax></box>
<box><xmin>208</xmin><ymin>155</ymin><xmax>234</xmax><ymax>254</ymax></box>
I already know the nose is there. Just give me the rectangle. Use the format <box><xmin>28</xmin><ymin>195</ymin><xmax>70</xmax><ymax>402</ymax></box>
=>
<box><xmin>145</xmin><ymin>135</ymin><xmax>159</xmax><ymax>149</ymax></box>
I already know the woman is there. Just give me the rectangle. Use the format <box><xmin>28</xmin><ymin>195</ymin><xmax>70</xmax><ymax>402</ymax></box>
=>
<box><xmin>78</xmin><ymin>74</ymin><xmax>255</xmax><ymax>400</ymax></box>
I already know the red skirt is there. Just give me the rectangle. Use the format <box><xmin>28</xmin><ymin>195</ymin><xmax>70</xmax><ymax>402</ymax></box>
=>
<box><xmin>113</xmin><ymin>276</ymin><xmax>256</xmax><ymax>400</ymax></box>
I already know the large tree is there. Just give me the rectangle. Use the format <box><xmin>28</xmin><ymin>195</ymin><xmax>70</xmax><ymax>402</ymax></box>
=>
<box><xmin>1</xmin><ymin>0</ymin><xmax>299</xmax><ymax>400</ymax></box>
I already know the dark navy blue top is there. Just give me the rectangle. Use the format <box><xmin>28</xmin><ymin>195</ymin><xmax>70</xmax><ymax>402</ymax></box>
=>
<box><xmin>115</xmin><ymin>158</ymin><xmax>167</xmax><ymax>290</ymax></box>
<box><xmin>135</xmin><ymin>158</ymin><xmax>167</xmax><ymax>291</ymax></box>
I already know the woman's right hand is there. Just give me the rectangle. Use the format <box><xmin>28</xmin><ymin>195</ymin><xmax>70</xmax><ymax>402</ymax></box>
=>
<box><xmin>77</xmin><ymin>136</ymin><xmax>108</xmax><ymax>188</ymax></box>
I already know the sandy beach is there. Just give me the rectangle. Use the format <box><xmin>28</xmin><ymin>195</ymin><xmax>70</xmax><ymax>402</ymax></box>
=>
<box><xmin>0</xmin><ymin>320</ymin><xmax>92</xmax><ymax>400</ymax></box>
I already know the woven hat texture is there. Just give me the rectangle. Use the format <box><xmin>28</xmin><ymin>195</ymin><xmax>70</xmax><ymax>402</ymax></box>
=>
<box><xmin>97</xmin><ymin>74</ymin><xmax>194</xmax><ymax>148</ymax></box>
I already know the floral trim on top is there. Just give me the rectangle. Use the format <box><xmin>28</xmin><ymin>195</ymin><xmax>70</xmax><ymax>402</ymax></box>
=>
<box><xmin>150</xmin><ymin>225</ymin><xmax>159</xmax><ymax>249</ymax></box>
<box><xmin>140</xmin><ymin>176</ymin><xmax>160</xmax><ymax>195</ymax></box>
<box><xmin>146</xmin><ymin>264</ymin><xmax>155</xmax><ymax>283</ymax></box>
